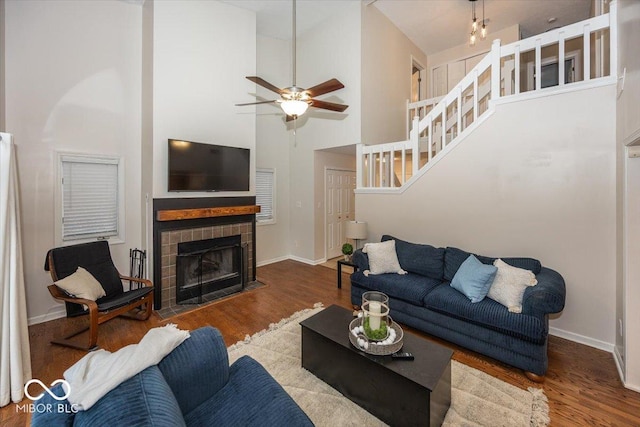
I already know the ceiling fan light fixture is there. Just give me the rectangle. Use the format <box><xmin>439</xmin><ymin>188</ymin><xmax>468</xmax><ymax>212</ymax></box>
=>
<box><xmin>281</xmin><ymin>99</ymin><xmax>309</xmax><ymax>117</ymax></box>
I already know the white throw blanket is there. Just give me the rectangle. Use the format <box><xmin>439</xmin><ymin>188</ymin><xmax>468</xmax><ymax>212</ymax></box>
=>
<box><xmin>64</xmin><ymin>324</ymin><xmax>190</xmax><ymax>411</ymax></box>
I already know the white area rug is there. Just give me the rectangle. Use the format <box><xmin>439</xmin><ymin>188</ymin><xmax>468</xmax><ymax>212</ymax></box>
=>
<box><xmin>227</xmin><ymin>304</ymin><xmax>550</xmax><ymax>427</ymax></box>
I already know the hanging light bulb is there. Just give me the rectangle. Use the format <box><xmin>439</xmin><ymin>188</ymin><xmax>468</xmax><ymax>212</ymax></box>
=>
<box><xmin>469</xmin><ymin>0</ymin><xmax>477</xmax><ymax>46</ymax></box>
<box><xmin>480</xmin><ymin>0</ymin><xmax>487</xmax><ymax>39</ymax></box>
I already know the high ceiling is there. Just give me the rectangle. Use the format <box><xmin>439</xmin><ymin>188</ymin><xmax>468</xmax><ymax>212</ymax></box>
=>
<box><xmin>223</xmin><ymin>0</ymin><xmax>592</xmax><ymax>56</ymax></box>
<box><xmin>373</xmin><ymin>0</ymin><xmax>592</xmax><ymax>55</ymax></box>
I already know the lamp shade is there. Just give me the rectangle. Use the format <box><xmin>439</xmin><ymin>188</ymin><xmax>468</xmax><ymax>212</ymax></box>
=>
<box><xmin>345</xmin><ymin>221</ymin><xmax>368</xmax><ymax>240</ymax></box>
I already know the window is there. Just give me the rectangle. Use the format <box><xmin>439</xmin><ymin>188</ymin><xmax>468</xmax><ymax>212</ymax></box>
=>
<box><xmin>57</xmin><ymin>153</ymin><xmax>124</xmax><ymax>244</ymax></box>
<box><xmin>256</xmin><ymin>168</ymin><xmax>275</xmax><ymax>224</ymax></box>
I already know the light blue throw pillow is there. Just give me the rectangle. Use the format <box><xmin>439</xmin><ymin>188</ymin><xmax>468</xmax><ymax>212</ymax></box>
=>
<box><xmin>450</xmin><ymin>254</ymin><xmax>497</xmax><ymax>303</ymax></box>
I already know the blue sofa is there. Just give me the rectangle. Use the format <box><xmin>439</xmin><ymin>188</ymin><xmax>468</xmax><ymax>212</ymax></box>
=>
<box><xmin>31</xmin><ymin>327</ymin><xmax>313</xmax><ymax>426</ymax></box>
<box><xmin>350</xmin><ymin>235</ymin><xmax>566</xmax><ymax>379</ymax></box>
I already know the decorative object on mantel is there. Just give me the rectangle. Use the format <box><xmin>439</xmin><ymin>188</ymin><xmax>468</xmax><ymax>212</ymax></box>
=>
<box><xmin>235</xmin><ymin>0</ymin><xmax>348</xmax><ymax>122</ymax></box>
<box><xmin>345</xmin><ymin>220</ymin><xmax>367</xmax><ymax>250</ymax></box>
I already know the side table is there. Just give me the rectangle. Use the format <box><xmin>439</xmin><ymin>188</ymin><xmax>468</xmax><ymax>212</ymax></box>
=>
<box><xmin>337</xmin><ymin>259</ymin><xmax>357</xmax><ymax>289</ymax></box>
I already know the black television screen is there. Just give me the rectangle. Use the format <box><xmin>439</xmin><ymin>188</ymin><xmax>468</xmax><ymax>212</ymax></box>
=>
<box><xmin>168</xmin><ymin>139</ymin><xmax>250</xmax><ymax>192</ymax></box>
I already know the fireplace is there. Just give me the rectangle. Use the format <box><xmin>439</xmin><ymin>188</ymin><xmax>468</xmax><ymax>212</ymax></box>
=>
<box><xmin>176</xmin><ymin>235</ymin><xmax>246</xmax><ymax>304</ymax></box>
<box><xmin>153</xmin><ymin>197</ymin><xmax>258</xmax><ymax>311</ymax></box>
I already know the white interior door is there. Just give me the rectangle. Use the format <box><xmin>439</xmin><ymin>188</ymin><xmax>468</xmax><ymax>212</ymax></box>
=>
<box><xmin>326</xmin><ymin>169</ymin><xmax>356</xmax><ymax>259</ymax></box>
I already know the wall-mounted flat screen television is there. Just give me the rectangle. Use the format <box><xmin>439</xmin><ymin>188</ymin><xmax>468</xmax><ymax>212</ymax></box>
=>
<box><xmin>168</xmin><ymin>139</ymin><xmax>250</xmax><ymax>192</ymax></box>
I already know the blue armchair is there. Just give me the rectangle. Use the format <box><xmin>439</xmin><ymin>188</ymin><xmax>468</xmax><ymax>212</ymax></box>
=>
<box><xmin>31</xmin><ymin>327</ymin><xmax>313</xmax><ymax>426</ymax></box>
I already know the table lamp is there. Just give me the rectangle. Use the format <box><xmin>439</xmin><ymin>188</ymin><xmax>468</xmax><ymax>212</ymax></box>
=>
<box><xmin>345</xmin><ymin>221</ymin><xmax>368</xmax><ymax>250</ymax></box>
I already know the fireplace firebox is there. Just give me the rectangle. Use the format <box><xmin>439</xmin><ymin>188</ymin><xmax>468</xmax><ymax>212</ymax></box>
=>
<box><xmin>176</xmin><ymin>235</ymin><xmax>247</xmax><ymax>304</ymax></box>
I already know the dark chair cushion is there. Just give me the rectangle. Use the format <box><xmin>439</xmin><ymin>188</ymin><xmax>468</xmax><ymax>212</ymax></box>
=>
<box><xmin>444</xmin><ymin>247</ymin><xmax>542</xmax><ymax>282</ymax></box>
<box><xmin>31</xmin><ymin>367</ymin><xmax>186</xmax><ymax>427</ymax></box>
<box><xmin>423</xmin><ymin>284</ymin><xmax>547</xmax><ymax>343</ymax></box>
<box><xmin>96</xmin><ymin>287</ymin><xmax>153</xmax><ymax>312</ymax></box>
<box><xmin>74</xmin><ymin>366</ymin><xmax>185</xmax><ymax>427</ymax></box>
<box><xmin>45</xmin><ymin>240</ymin><xmax>123</xmax><ymax>297</ymax></box>
<box><xmin>350</xmin><ymin>270</ymin><xmax>441</xmax><ymax>306</ymax></box>
<box><xmin>30</xmin><ymin>383</ymin><xmax>75</xmax><ymax>427</ymax></box>
<box><xmin>184</xmin><ymin>356</ymin><xmax>313</xmax><ymax>426</ymax></box>
<box><xmin>158</xmin><ymin>327</ymin><xmax>230</xmax><ymax>416</ymax></box>
<box><xmin>381</xmin><ymin>235</ymin><xmax>445</xmax><ymax>280</ymax></box>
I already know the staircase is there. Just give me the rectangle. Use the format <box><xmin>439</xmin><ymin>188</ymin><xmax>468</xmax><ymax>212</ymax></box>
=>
<box><xmin>356</xmin><ymin>5</ymin><xmax>617</xmax><ymax>193</ymax></box>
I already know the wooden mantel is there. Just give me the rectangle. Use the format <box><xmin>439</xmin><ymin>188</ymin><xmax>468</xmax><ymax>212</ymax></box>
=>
<box><xmin>156</xmin><ymin>205</ymin><xmax>261</xmax><ymax>222</ymax></box>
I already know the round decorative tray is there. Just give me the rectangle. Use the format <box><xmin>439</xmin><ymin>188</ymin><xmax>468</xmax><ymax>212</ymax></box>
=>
<box><xmin>349</xmin><ymin>316</ymin><xmax>404</xmax><ymax>356</ymax></box>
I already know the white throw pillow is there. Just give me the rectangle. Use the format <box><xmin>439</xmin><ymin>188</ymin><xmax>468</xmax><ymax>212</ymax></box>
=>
<box><xmin>487</xmin><ymin>259</ymin><xmax>537</xmax><ymax>313</ymax></box>
<box><xmin>55</xmin><ymin>267</ymin><xmax>106</xmax><ymax>301</ymax></box>
<box><xmin>362</xmin><ymin>240</ymin><xmax>407</xmax><ymax>276</ymax></box>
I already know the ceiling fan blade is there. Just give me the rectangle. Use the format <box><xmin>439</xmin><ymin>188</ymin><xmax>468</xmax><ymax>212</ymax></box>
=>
<box><xmin>309</xmin><ymin>99</ymin><xmax>349</xmax><ymax>112</ymax></box>
<box><xmin>235</xmin><ymin>100</ymin><xmax>277</xmax><ymax>106</ymax></box>
<box><xmin>305</xmin><ymin>79</ymin><xmax>345</xmax><ymax>97</ymax></box>
<box><xmin>246</xmin><ymin>76</ymin><xmax>286</xmax><ymax>95</ymax></box>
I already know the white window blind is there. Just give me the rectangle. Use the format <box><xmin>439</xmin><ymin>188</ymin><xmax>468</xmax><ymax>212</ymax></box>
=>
<box><xmin>61</xmin><ymin>156</ymin><xmax>120</xmax><ymax>241</ymax></box>
<box><xmin>256</xmin><ymin>169</ymin><xmax>275</xmax><ymax>223</ymax></box>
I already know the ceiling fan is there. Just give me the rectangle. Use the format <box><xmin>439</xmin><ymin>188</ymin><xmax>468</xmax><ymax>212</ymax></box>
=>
<box><xmin>236</xmin><ymin>0</ymin><xmax>348</xmax><ymax>121</ymax></box>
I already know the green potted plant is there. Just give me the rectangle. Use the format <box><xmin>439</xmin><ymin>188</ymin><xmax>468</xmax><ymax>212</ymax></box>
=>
<box><xmin>341</xmin><ymin>243</ymin><xmax>354</xmax><ymax>262</ymax></box>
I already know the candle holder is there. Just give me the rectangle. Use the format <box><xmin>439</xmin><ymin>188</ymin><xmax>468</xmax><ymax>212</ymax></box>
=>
<box><xmin>361</xmin><ymin>291</ymin><xmax>390</xmax><ymax>341</ymax></box>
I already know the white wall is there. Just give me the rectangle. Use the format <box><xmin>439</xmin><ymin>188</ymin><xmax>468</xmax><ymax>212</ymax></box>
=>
<box><xmin>288</xmin><ymin>1</ymin><xmax>362</xmax><ymax>262</ymax></box>
<box><xmin>617</xmin><ymin>0</ymin><xmax>640</xmax><ymax>390</ymax></box>
<box><xmin>152</xmin><ymin>0</ymin><xmax>256</xmax><ymax>198</ymax></box>
<box><xmin>255</xmin><ymin>35</ymin><xmax>291</xmax><ymax>266</ymax></box>
<box><xmin>4</xmin><ymin>0</ymin><xmax>143</xmax><ymax>323</ymax></box>
<box><xmin>0</xmin><ymin>0</ymin><xmax>5</xmax><ymax>131</ymax></box>
<box><xmin>361</xmin><ymin>2</ymin><xmax>429</xmax><ymax>145</ymax></box>
<box><xmin>357</xmin><ymin>85</ymin><xmax>618</xmax><ymax>347</ymax></box>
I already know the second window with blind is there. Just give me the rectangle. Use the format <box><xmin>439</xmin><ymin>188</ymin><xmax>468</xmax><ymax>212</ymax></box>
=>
<box><xmin>56</xmin><ymin>153</ymin><xmax>125</xmax><ymax>245</ymax></box>
<box><xmin>256</xmin><ymin>168</ymin><xmax>275</xmax><ymax>224</ymax></box>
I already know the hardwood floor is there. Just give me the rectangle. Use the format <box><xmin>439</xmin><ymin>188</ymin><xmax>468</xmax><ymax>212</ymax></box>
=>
<box><xmin>2</xmin><ymin>259</ymin><xmax>639</xmax><ymax>426</ymax></box>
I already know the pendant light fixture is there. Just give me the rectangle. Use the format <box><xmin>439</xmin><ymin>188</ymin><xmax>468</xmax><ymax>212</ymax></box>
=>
<box><xmin>469</xmin><ymin>0</ymin><xmax>487</xmax><ymax>46</ymax></box>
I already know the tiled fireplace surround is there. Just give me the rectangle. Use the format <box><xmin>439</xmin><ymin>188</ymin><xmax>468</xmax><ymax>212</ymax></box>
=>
<box><xmin>153</xmin><ymin>197</ymin><xmax>257</xmax><ymax>311</ymax></box>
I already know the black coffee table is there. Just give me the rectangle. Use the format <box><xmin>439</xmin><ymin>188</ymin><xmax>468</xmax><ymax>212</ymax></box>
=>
<box><xmin>300</xmin><ymin>305</ymin><xmax>452</xmax><ymax>426</ymax></box>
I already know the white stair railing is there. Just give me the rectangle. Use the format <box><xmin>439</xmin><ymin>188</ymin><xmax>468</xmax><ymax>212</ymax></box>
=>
<box><xmin>357</xmin><ymin>2</ymin><xmax>617</xmax><ymax>192</ymax></box>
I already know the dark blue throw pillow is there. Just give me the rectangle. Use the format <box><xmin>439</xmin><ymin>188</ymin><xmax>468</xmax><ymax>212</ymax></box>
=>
<box><xmin>444</xmin><ymin>247</ymin><xmax>541</xmax><ymax>282</ymax></box>
<box><xmin>381</xmin><ymin>235</ymin><xmax>445</xmax><ymax>280</ymax></box>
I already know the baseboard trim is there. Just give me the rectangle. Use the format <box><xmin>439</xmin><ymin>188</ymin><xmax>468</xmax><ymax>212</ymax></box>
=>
<box><xmin>549</xmin><ymin>326</ymin><xmax>614</xmax><ymax>353</ymax></box>
<box><xmin>288</xmin><ymin>255</ymin><xmax>324</xmax><ymax>266</ymax></box>
<box><xmin>258</xmin><ymin>255</ymin><xmax>323</xmax><ymax>267</ymax></box>
<box><xmin>256</xmin><ymin>255</ymin><xmax>290</xmax><ymax>267</ymax></box>
<box><xmin>613</xmin><ymin>345</ymin><xmax>626</xmax><ymax>383</ymax></box>
<box><xmin>624</xmin><ymin>381</ymin><xmax>640</xmax><ymax>393</ymax></box>
<box><xmin>28</xmin><ymin>308</ymin><xmax>66</xmax><ymax>326</ymax></box>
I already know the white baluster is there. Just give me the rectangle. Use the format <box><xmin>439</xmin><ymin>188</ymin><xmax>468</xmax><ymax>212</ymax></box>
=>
<box><xmin>610</xmin><ymin>2</ymin><xmax>617</xmax><ymax>80</ymax></box>
<box><xmin>584</xmin><ymin>23</ymin><xmax>591</xmax><ymax>82</ymax></box>
<box><xmin>356</xmin><ymin>144</ymin><xmax>363</xmax><ymax>188</ymax></box>
<box><xmin>514</xmin><ymin>45</ymin><xmax>520</xmax><ymax>95</ymax></box>
<box><xmin>558</xmin><ymin>31</ymin><xmax>566</xmax><ymax>86</ymax></box>
<box><xmin>535</xmin><ymin>38</ymin><xmax>542</xmax><ymax>91</ymax></box>
<box><xmin>491</xmin><ymin>39</ymin><xmax>501</xmax><ymax>101</ymax></box>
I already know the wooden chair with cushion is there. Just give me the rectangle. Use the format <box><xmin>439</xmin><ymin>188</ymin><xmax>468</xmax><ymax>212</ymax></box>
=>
<box><xmin>44</xmin><ymin>240</ymin><xmax>154</xmax><ymax>351</ymax></box>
